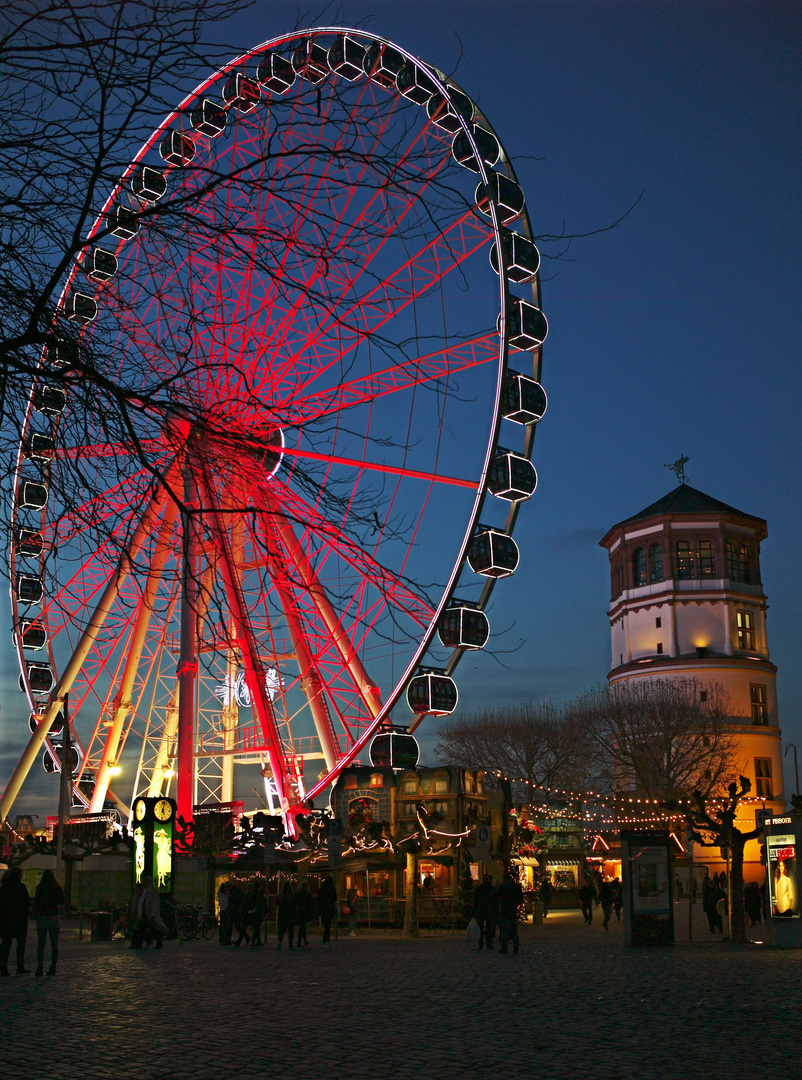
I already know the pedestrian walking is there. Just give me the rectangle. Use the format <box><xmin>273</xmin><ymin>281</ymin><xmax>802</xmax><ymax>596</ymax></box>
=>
<box><xmin>234</xmin><ymin>879</ymin><xmax>258</xmax><ymax>946</ymax></box>
<box><xmin>0</xmin><ymin>867</ymin><xmax>31</xmax><ymax>975</ymax></box>
<box><xmin>496</xmin><ymin>872</ymin><xmax>523</xmax><ymax>954</ymax></box>
<box><xmin>248</xmin><ymin>881</ymin><xmax>266</xmax><ymax>946</ymax></box>
<box><xmin>539</xmin><ymin>876</ymin><xmax>552</xmax><ymax>919</ymax></box>
<box><xmin>612</xmin><ymin>877</ymin><xmax>623</xmax><ymax>921</ymax></box>
<box><xmin>471</xmin><ymin>873</ymin><xmax>498</xmax><ymax>950</ymax></box>
<box><xmin>294</xmin><ymin>883</ymin><xmax>314</xmax><ymax>946</ymax></box>
<box><xmin>276</xmin><ymin>881</ymin><xmax>296</xmax><ymax>949</ymax></box>
<box><xmin>131</xmin><ymin>876</ymin><xmax>166</xmax><ymax>949</ymax></box>
<box><xmin>345</xmin><ymin>885</ymin><xmax>359</xmax><ymax>936</ymax></box>
<box><xmin>34</xmin><ymin>869</ymin><xmax>65</xmax><ymax>977</ymax></box>
<box><xmin>579</xmin><ymin>880</ymin><xmax>595</xmax><ymax>925</ymax></box>
<box><xmin>317</xmin><ymin>875</ymin><xmax>338</xmax><ymax>945</ymax></box>
<box><xmin>599</xmin><ymin>878</ymin><xmax>613</xmax><ymax>930</ymax></box>
<box><xmin>218</xmin><ymin>881</ymin><xmax>232</xmax><ymax>945</ymax></box>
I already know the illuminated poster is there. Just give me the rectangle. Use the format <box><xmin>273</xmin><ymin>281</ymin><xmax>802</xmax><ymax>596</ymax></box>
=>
<box><xmin>767</xmin><ymin>834</ymin><xmax>798</xmax><ymax>918</ymax></box>
<box><xmin>134</xmin><ymin>827</ymin><xmax>145</xmax><ymax>885</ymax></box>
<box><xmin>631</xmin><ymin>845</ymin><xmax>670</xmax><ymax>915</ymax></box>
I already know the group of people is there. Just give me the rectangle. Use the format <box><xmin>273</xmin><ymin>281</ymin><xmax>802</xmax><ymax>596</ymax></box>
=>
<box><xmin>470</xmin><ymin>871</ymin><xmax>525</xmax><ymax>954</ymax></box>
<box><xmin>578</xmin><ymin>875</ymin><xmax>623</xmax><ymax>928</ymax></box>
<box><xmin>0</xmin><ymin>866</ymin><xmax>64</xmax><ymax>976</ymax></box>
<box><xmin>218</xmin><ymin>876</ymin><xmax>358</xmax><ymax>949</ymax></box>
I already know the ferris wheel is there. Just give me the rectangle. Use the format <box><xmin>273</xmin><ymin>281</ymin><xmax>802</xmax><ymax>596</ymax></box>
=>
<box><xmin>4</xmin><ymin>28</ymin><xmax>547</xmax><ymax>833</ymax></box>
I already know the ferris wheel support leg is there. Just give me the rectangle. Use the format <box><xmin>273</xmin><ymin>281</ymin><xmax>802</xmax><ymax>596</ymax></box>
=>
<box><xmin>0</xmin><ymin>476</ymin><xmax>173</xmax><ymax>826</ymax></box>
<box><xmin>89</xmin><ymin>498</ymin><xmax>180</xmax><ymax>814</ymax></box>
<box><xmin>176</xmin><ymin>464</ymin><xmax>200</xmax><ymax>827</ymax></box>
<box><xmin>263</xmin><ymin>495</ymin><xmax>384</xmax><ymax>721</ymax></box>
<box><xmin>196</xmin><ymin>471</ymin><xmax>297</xmax><ymax>834</ymax></box>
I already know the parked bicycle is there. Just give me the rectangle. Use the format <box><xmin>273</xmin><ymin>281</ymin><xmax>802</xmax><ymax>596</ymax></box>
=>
<box><xmin>178</xmin><ymin>905</ymin><xmax>217</xmax><ymax>941</ymax></box>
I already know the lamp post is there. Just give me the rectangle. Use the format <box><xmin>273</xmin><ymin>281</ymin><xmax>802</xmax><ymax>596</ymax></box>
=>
<box><xmin>784</xmin><ymin>743</ymin><xmax>799</xmax><ymax>800</ymax></box>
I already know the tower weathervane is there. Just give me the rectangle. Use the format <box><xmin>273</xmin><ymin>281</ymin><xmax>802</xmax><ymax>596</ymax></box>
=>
<box><xmin>664</xmin><ymin>454</ymin><xmax>689</xmax><ymax>485</ymax></box>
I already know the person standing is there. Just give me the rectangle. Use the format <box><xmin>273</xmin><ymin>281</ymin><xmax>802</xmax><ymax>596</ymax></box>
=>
<box><xmin>317</xmin><ymin>876</ymin><xmax>338</xmax><ymax>945</ymax></box>
<box><xmin>294</xmin><ymin>883</ymin><xmax>314</xmax><ymax>946</ymax></box>
<box><xmin>276</xmin><ymin>881</ymin><xmax>296</xmax><ymax>949</ymax></box>
<box><xmin>599</xmin><ymin>878</ymin><xmax>613</xmax><ymax>930</ymax></box>
<box><xmin>34</xmin><ymin>869</ymin><xmax>65</xmax><ymax>976</ymax></box>
<box><xmin>131</xmin><ymin>876</ymin><xmax>166</xmax><ymax>949</ymax></box>
<box><xmin>611</xmin><ymin>878</ymin><xmax>623</xmax><ymax>921</ymax></box>
<box><xmin>539</xmin><ymin>875</ymin><xmax>552</xmax><ymax>920</ymax></box>
<box><xmin>0</xmin><ymin>867</ymin><xmax>31</xmax><ymax>976</ymax></box>
<box><xmin>471</xmin><ymin>873</ymin><xmax>498</xmax><ymax>950</ymax></box>
<box><xmin>579</xmin><ymin>879</ymin><xmax>595</xmax><ymax>925</ymax></box>
<box><xmin>345</xmin><ymin>884</ymin><xmax>359</xmax><ymax>936</ymax></box>
<box><xmin>496</xmin><ymin>872</ymin><xmax>524</xmax><ymax>954</ymax></box>
<box><xmin>217</xmin><ymin>881</ymin><xmax>232</xmax><ymax>945</ymax></box>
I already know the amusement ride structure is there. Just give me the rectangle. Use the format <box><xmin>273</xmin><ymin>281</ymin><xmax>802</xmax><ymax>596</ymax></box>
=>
<box><xmin>3</xmin><ymin>28</ymin><xmax>547</xmax><ymax>835</ymax></box>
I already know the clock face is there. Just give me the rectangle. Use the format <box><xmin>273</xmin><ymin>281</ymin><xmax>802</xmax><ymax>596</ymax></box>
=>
<box><xmin>154</xmin><ymin>798</ymin><xmax>173</xmax><ymax>822</ymax></box>
<box><xmin>134</xmin><ymin>799</ymin><xmax>147</xmax><ymax>821</ymax></box>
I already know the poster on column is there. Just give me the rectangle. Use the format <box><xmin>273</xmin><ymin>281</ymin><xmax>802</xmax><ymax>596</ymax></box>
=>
<box><xmin>767</xmin><ymin>834</ymin><xmax>798</xmax><ymax>918</ymax></box>
<box><xmin>631</xmin><ymin>845</ymin><xmax>670</xmax><ymax>916</ymax></box>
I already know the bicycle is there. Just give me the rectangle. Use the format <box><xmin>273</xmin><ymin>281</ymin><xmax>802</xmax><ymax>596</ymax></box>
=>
<box><xmin>178</xmin><ymin>905</ymin><xmax>217</xmax><ymax>941</ymax></box>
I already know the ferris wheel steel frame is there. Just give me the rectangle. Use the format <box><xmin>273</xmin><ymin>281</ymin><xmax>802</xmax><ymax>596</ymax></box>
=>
<box><xmin>3</xmin><ymin>27</ymin><xmax>546</xmax><ymax>835</ymax></box>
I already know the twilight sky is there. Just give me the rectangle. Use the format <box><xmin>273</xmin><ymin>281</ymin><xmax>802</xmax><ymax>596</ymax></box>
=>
<box><xmin>3</xmin><ymin>0</ymin><xmax>800</xmax><ymax>816</ymax></box>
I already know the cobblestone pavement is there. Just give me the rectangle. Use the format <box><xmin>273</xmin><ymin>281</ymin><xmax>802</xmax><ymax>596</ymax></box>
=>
<box><xmin>2</xmin><ymin>907</ymin><xmax>800</xmax><ymax>1080</ymax></box>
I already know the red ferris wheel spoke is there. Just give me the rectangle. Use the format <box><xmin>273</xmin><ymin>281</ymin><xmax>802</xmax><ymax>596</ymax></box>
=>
<box><xmin>277</xmin><ymin>443</ymin><xmax>479</xmax><ymax>490</ymax></box>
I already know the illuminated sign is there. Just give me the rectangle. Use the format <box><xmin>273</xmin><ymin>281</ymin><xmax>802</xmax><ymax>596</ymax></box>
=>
<box><xmin>131</xmin><ymin>797</ymin><xmax>175</xmax><ymax>894</ymax></box>
<box><xmin>766</xmin><ymin>833</ymin><xmax>798</xmax><ymax>918</ymax></box>
<box><xmin>213</xmin><ymin>667</ymin><xmax>281</xmax><ymax>707</ymax></box>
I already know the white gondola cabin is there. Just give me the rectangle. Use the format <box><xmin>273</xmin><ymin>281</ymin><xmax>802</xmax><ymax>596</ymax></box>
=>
<box><xmin>18</xmin><ymin>481</ymin><xmax>48</xmax><ymax>511</ymax></box>
<box><xmin>369</xmin><ymin>728</ymin><xmax>420</xmax><ymax>769</ymax></box>
<box><xmin>427</xmin><ymin>87</ymin><xmax>474</xmax><ymax>132</ymax></box>
<box><xmin>502</xmin><ymin>373</ymin><xmax>547</xmax><ymax>426</ymax></box>
<box><xmin>487</xmin><ymin>450</ymin><xmax>538</xmax><ymax>502</ymax></box>
<box><xmin>452</xmin><ymin>127</ymin><xmax>500</xmax><ymax>173</ymax></box>
<box><xmin>159</xmin><ymin>130</ymin><xmax>197</xmax><ymax>167</ymax></box>
<box><xmin>396</xmin><ymin>61</ymin><xmax>438</xmax><ymax>105</ymax></box>
<box><xmin>490</xmin><ymin>231</ymin><xmax>540</xmax><ymax>283</ymax></box>
<box><xmin>26</xmin><ymin>432</ymin><xmax>55</xmax><ymax>462</ymax></box>
<box><xmin>107</xmin><ymin>205</ymin><xmax>140</xmax><ymax>240</ymax></box>
<box><xmin>64</xmin><ymin>292</ymin><xmax>97</xmax><ymax>324</ymax></box>
<box><xmin>16</xmin><ymin>574</ymin><xmax>43</xmax><ymax>603</ymax></box>
<box><xmin>15</xmin><ymin>620</ymin><xmax>46</xmax><ymax>651</ymax></box>
<box><xmin>43</xmin><ymin>743</ymin><xmax>79</xmax><ymax>775</ymax></box>
<box><xmin>467</xmin><ymin>527</ymin><xmax>519</xmax><ymax>578</ymax></box>
<box><xmin>438</xmin><ymin>605</ymin><xmax>490</xmax><ymax>650</ymax></box>
<box><xmin>84</xmin><ymin>247</ymin><xmax>118</xmax><ymax>283</ymax></box>
<box><xmin>222</xmin><ymin>72</ymin><xmax>261</xmax><ymax>112</ymax></box>
<box><xmin>498</xmin><ymin>298</ymin><xmax>548</xmax><ymax>351</ymax></box>
<box><xmin>131</xmin><ymin>166</ymin><xmax>167</xmax><ymax>203</ymax></box>
<box><xmin>475</xmin><ymin>173</ymin><xmax>525</xmax><ymax>225</ymax></box>
<box><xmin>257</xmin><ymin>52</ymin><xmax>297</xmax><ymax>93</ymax></box>
<box><xmin>34</xmin><ymin>384</ymin><xmax>66</xmax><ymax>415</ymax></box>
<box><xmin>29</xmin><ymin>710</ymin><xmax>64</xmax><ymax>737</ymax></box>
<box><xmin>190</xmin><ymin>99</ymin><xmax>227</xmax><ymax>137</ymax></box>
<box><xmin>363</xmin><ymin>42</ymin><xmax>404</xmax><ymax>88</ymax></box>
<box><xmin>25</xmin><ymin>662</ymin><xmax>53</xmax><ymax>695</ymax></box>
<box><xmin>292</xmin><ymin>40</ymin><xmax>330</xmax><ymax>84</ymax></box>
<box><xmin>15</xmin><ymin>530</ymin><xmax>43</xmax><ymax>559</ymax></box>
<box><xmin>406</xmin><ymin>671</ymin><xmax>459</xmax><ymax>716</ymax></box>
<box><xmin>327</xmin><ymin>35</ymin><xmax>365</xmax><ymax>81</ymax></box>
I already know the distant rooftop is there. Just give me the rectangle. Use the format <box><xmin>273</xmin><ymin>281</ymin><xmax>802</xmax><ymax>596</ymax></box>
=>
<box><xmin>604</xmin><ymin>484</ymin><xmax>766</xmax><ymax>537</ymax></box>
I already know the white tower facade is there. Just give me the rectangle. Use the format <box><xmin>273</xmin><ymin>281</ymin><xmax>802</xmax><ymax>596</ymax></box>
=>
<box><xmin>599</xmin><ymin>483</ymin><xmax>784</xmax><ymax>878</ymax></box>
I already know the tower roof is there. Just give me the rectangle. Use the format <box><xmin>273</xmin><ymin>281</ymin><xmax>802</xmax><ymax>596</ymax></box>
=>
<box><xmin>601</xmin><ymin>484</ymin><xmax>767</xmax><ymax>544</ymax></box>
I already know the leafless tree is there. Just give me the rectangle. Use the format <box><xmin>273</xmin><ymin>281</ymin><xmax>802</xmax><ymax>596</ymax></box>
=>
<box><xmin>567</xmin><ymin>678</ymin><xmax>737</xmax><ymax>803</ymax></box>
<box><xmin>435</xmin><ymin>701</ymin><xmax>597</xmax><ymax>805</ymax></box>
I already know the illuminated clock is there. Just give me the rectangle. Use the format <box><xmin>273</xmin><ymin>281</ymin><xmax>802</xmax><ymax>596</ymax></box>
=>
<box><xmin>134</xmin><ymin>798</ymin><xmax>147</xmax><ymax>821</ymax></box>
<box><xmin>154</xmin><ymin>798</ymin><xmax>173</xmax><ymax>822</ymax></box>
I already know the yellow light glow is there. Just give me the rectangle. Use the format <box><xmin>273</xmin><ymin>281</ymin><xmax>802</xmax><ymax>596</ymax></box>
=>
<box><xmin>108</xmin><ymin>764</ymin><xmax>122</xmax><ymax>776</ymax></box>
<box><xmin>163</xmin><ymin>769</ymin><xmax>175</xmax><ymax>779</ymax></box>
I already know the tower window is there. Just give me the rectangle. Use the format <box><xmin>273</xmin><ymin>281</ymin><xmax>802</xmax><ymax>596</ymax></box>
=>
<box><xmin>726</xmin><ymin>539</ymin><xmax>752</xmax><ymax>583</ymax></box>
<box><xmin>699</xmin><ymin>691</ymin><xmax>708</xmax><ymax>703</ymax></box>
<box><xmin>632</xmin><ymin>548</ymin><xmax>647</xmax><ymax>587</ymax></box>
<box><xmin>675</xmin><ymin>540</ymin><xmax>694</xmax><ymax>579</ymax></box>
<box><xmin>655</xmin><ymin>617</ymin><xmax>662</xmax><ymax>628</ymax></box>
<box><xmin>649</xmin><ymin>543</ymin><xmax>663</xmax><ymax>583</ymax></box>
<box><xmin>736</xmin><ymin>610</ymin><xmax>754</xmax><ymax>650</ymax></box>
<box><xmin>738</xmin><ymin>544</ymin><xmax>751</xmax><ymax>583</ymax></box>
<box><xmin>656</xmin><ymin>642</ymin><xmax>663</xmax><ymax>654</ymax></box>
<box><xmin>698</xmin><ymin>539</ymin><xmax>715</xmax><ymax>577</ymax></box>
<box><xmin>754</xmin><ymin>758</ymin><xmax>773</xmax><ymax>798</ymax></box>
<box><xmin>750</xmin><ymin>684</ymin><xmax>768</xmax><ymax>726</ymax></box>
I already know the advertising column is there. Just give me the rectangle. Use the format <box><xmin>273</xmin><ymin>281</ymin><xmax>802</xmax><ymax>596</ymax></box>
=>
<box><xmin>620</xmin><ymin>830</ymin><xmax>674</xmax><ymax>946</ymax></box>
<box><xmin>764</xmin><ymin>812</ymin><xmax>801</xmax><ymax>948</ymax></box>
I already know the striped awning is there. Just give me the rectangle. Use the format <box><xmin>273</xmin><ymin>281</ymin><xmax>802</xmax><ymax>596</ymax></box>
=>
<box><xmin>546</xmin><ymin>858</ymin><xmax>581</xmax><ymax>866</ymax></box>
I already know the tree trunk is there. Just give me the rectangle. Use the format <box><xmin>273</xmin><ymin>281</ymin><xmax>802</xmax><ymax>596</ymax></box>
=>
<box><xmin>728</xmin><ymin>837</ymin><xmax>747</xmax><ymax>943</ymax></box>
<box><xmin>402</xmin><ymin>850</ymin><xmax>419</xmax><ymax>938</ymax></box>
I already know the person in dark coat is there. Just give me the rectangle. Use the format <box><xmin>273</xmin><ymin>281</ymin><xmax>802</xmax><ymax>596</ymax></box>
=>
<box><xmin>539</xmin><ymin>876</ymin><xmax>552</xmax><ymax>919</ymax></box>
<box><xmin>317</xmin><ymin>876</ymin><xmax>338</xmax><ymax>945</ymax></box>
<box><xmin>276</xmin><ymin>881</ymin><xmax>296</xmax><ymax>949</ymax></box>
<box><xmin>0</xmin><ymin>867</ymin><xmax>32</xmax><ymax>975</ymax></box>
<box><xmin>599</xmin><ymin>878</ymin><xmax>613</xmax><ymax>930</ymax></box>
<box><xmin>612</xmin><ymin>878</ymin><xmax>623</xmax><ymax>921</ymax></box>
<box><xmin>471</xmin><ymin>873</ymin><xmax>498</xmax><ymax>950</ymax></box>
<box><xmin>579</xmin><ymin>880</ymin><xmax>595</xmax><ymax>925</ymax></box>
<box><xmin>294</xmin><ymin>883</ymin><xmax>314</xmax><ymax>946</ymax></box>
<box><xmin>496</xmin><ymin>872</ymin><xmax>524</xmax><ymax>954</ymax></box>
<box><xmin>234</xmin><ymin>879</ymin><xmax>257</xmax><ymax>946</ymax></box>
<box><xmin>34</xmin><ymin>869</ymin><xmax>65</xmax><ymax>976</ymax></box>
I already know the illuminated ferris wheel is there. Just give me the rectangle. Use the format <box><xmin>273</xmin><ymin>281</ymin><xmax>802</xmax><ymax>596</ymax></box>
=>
<box><xmin>5</xmin><ymin>28</ymin><xmax>547</xmax><ymax>832</ymax></box>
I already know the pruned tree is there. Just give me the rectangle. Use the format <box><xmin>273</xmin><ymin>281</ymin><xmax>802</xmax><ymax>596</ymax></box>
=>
<box><xmin>435</xmin><ymin>701</ymin><xmax>597</xmax><ymax>805</ymax></box>
<box><xmin>567</xmin><ymin>679</ymin><xmax>736</xmax><ymax>802</ymax></box>
<box><xmin>668</xmin><ymin>776</ymin><xmax>761</xmax><ymax>944</ymax></box>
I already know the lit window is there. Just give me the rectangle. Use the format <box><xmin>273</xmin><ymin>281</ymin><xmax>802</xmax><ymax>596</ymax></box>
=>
<box><xmin>404</xmin><ymin>778</ymin><xmax>418</xmax><ymax>794</ymax></box>
<box><xmin>434</xmin><ymin>778</ymin><xmax>449</xmax><ymax>794</ymax></box>
<box><xmin>369</xmin><ymin>773</ymin><xmax>384</xmax><ymax>788</ymax></box>
<box><xmin>750</xmin><ymin>684</ymin><xmax>768</xmax><ymax>726</ymax></box>
<box><xmin>755</xmin><ymin>758</ymin><xmax>773</xmax><ymax>797</ymax></box>
<box><xmin>698</xmin><ymin>540</ymin><xmax>715</xmax><ymax>577</ymax></box>
<box><xmin>632</xmin><ymin>548</ymin><xmax>647</xmax><ymax>587</ymax></box>
<box><xmin>676</xmin><ymin>540</ymin><xmax>694</xmax><ymax>579</ymax></box>
<box><xmin>736</xmin><ymin>611</ymin><xmax>754</xmax><ymax>650</ymax></box>
<box><xmin>649</xmin><ymin>543</ymin><xmax>663</xmax><ymax>583</ymax></box>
